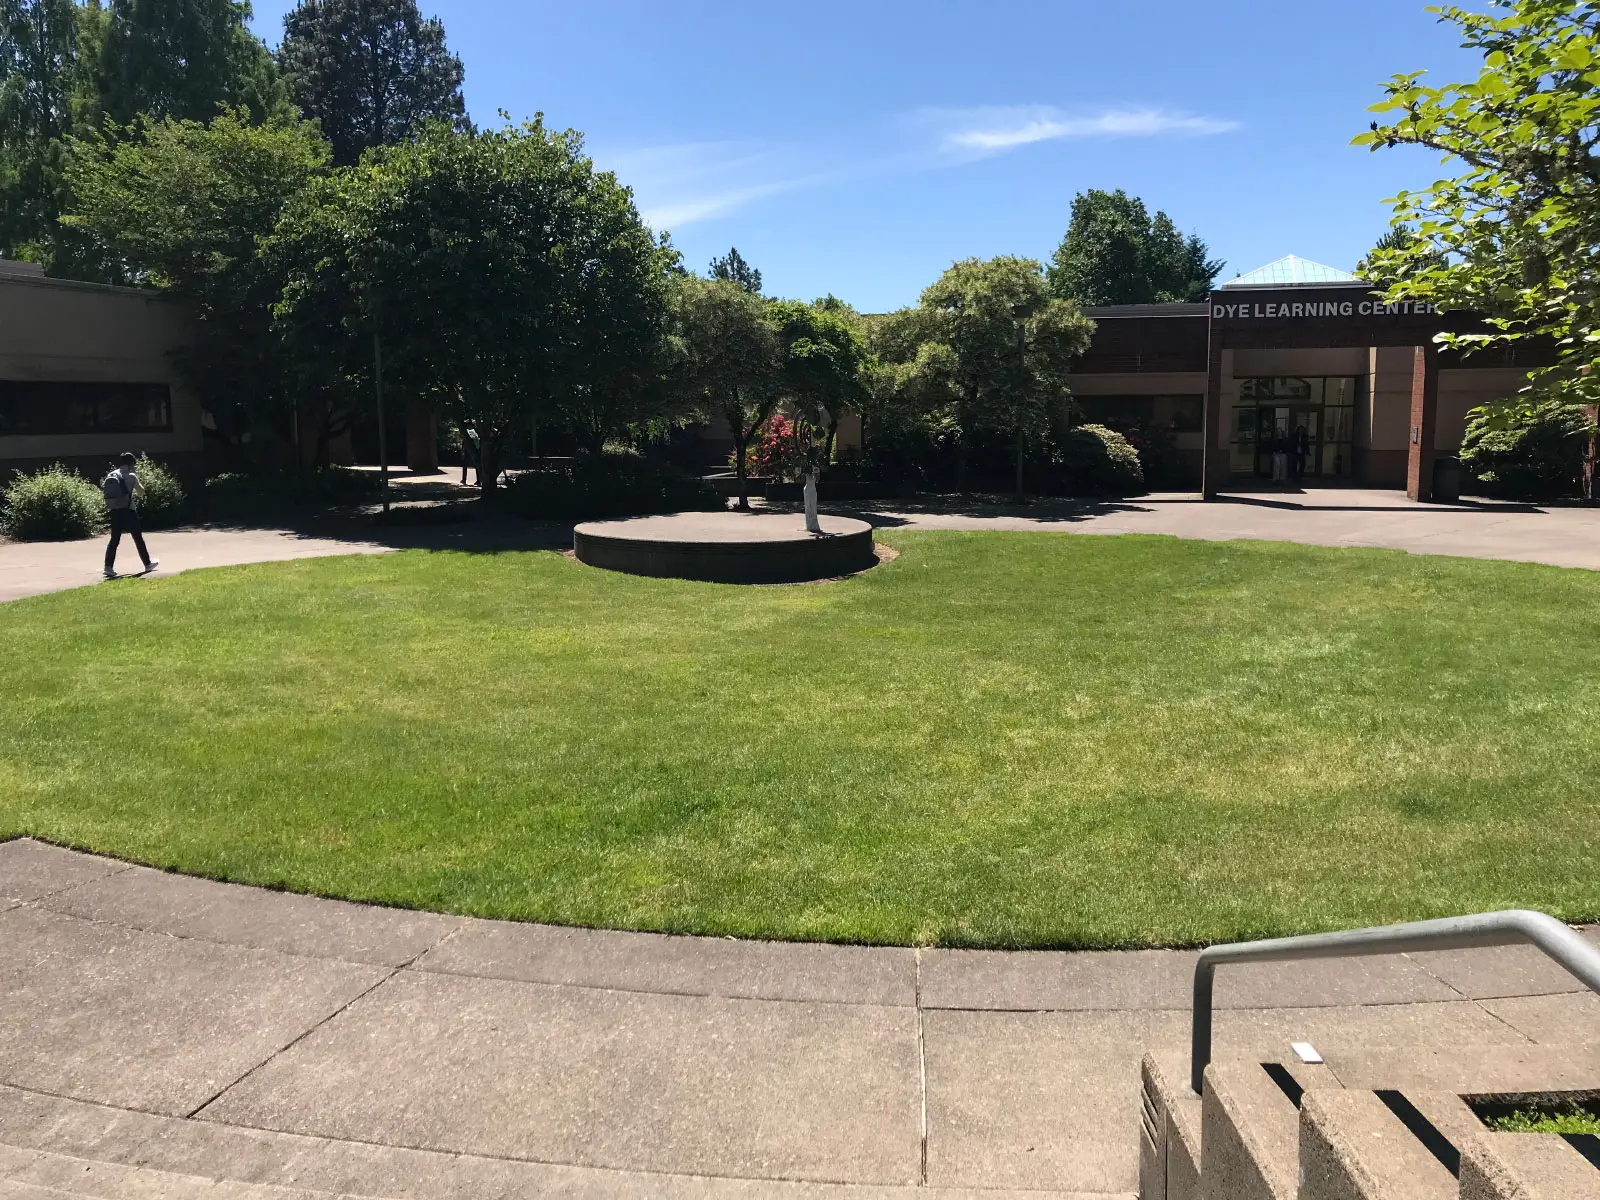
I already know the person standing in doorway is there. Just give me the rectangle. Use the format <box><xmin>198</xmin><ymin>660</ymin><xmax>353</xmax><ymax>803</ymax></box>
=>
<box><xmin>1293</xmin><ymin>424</ymin><xmax>1310</xmax><ymax>480</ymax></box>
<box><xmin>1270</xmin><ymin>428</ymin><xmax>1288</xmax><ymax>482</ymax></box>
<box><xmin>102</xmin><ymin>452</ymin><xmax>158</xmax><ymax>578</ymax></box>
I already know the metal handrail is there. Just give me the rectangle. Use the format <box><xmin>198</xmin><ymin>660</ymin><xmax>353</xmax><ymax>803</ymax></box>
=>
<box><xmin>1191</xmin><ymin>909</ymin><xmax>1600</xmax><ymax>1094</ymax></box>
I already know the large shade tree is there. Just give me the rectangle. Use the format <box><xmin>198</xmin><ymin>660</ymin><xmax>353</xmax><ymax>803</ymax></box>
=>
<box><xmin>1356</xmin><ymin>0</ymin><xmax>1600</xmax><ymax>411</ymax></box>
<box><xmin>98</xmin><ymin>0</ymin><xmax>284</xmax><ymax>126</ymax></box>
<box><xmin>273</xmin><ymin>119</ymin><xmax>674</xmax><ymax>494</ymax></box>
<box><xmin>1047</xmin><ymin>188</ymin><xmax>1222</xmax><ymax>307</ymax></box>
<box><xmin>920</xmin><ymin>256</ymin><xmax>1096</xmax><ymax>496</ymax></box>
<box><xmin>64</xmin><ymin>108</ymin><xmax>331</xmax><ymax>452</ymax></box>
<box><xmin>276</xmin><ymin>0</ymin><xmax>465</xmax><ymax>166</ymax></box>
<box><xmin>0</xmin><ymin>0</ymin><xmax>77</xmax><ymax>259</ymax></box>
<box><xmin>674</xmin><ymin>275</ymin><xmax>779</xmax><ymax>509</ymax></box>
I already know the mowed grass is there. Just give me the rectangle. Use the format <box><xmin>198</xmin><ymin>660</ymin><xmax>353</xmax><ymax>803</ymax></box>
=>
<box><xmin>1</xmin><ymin>531</ymin><xmax>1598</xmax><ymax>948</ymax></box>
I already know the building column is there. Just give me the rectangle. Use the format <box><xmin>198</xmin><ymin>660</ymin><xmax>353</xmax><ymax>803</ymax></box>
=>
<box><xmin>1201</xmin><ymin>342</ymin><xmax>1229</xmax><ymax>498</ymax></box>
<box><xmin>1405</xmin><ymin>342</ymin><xmax>1439</xmax><ymax>502</ymax></box>
<box><xmin>405</xmin><ymin>398</ymin><xmax>438</xmax><ymax>473</ymax></box>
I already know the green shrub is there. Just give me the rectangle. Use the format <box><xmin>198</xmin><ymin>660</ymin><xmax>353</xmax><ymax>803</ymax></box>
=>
<box><xmin>1047</xmin><ymin>424</ymin><xmax>1146</xmax><ymax>496</ymax></box>
<box><xmin>133</xmin><ymin>454</ymin><xmax>186</xmax><ymax>528</ymax></box>
<box><xmin>499</xmin><ymin>457</ymin><xmax>723</xmax><ymax>520</ymax></box>
<box><xmin>200</xmin><ymin>467</ymin><xmax>380</xmax><ymax>518</ymax></box>
<box><xmin>0</xmin><ymin>463</ymin><xmax>107</xmax><ymax>541</ymax></box>
<box><xmin>1460</xmin><ymin>400</ymin><xmax>1593</xmax><ymax>499</ymax></box>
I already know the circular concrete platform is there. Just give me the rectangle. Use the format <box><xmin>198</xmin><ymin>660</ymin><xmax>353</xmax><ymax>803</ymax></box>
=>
<box><xmin>573</xmin><ymin>511</ymin><xmax>876</xmax><ymax>583</ymax></box>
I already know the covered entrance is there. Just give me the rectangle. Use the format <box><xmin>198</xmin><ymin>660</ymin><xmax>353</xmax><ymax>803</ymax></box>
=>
<box><xmin>1230</xmin><ymin>376</ymin><xmax>1358</xmax><ymax>480</ymax></box>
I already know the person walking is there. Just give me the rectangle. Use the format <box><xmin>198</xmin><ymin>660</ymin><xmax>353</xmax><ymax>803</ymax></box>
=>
<box><xmin>102</xmin><ymin>452</ymin><xmax>158</xmax><ymax>579</ymax></box>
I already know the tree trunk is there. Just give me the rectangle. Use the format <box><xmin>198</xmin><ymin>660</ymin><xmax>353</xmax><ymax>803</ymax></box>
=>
<box><xmin>734</xmin><ymin>436</ymin><xmax>751</xmax><ymax>511</ymax></box>
<box><xmin>1013</xmin><ymin>428</ymin><xmax>1026</xmax><ymax>501</ymax></box>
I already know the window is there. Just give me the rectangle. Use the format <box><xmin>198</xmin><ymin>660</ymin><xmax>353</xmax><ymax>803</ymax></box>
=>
<box><xmin>1075</xmin><ymin>394</ymin><xmax>1204</xmax><ymax>433</ymax></box>
<box><xmin>0</xmin><ymin>381</ymin><xmax>173</xmax><ymax>436</ymax></box>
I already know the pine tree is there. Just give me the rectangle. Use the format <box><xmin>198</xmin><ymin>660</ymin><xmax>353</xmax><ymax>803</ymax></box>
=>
<box><xmin>1047</xmin><ymin>189</ymin><xmax>1221</xmax><ymax>307</ymax></box>
<box><xmin>708</xmin><ymin>245</ymin><xmax>761</xmax><ymax>294</ymax></box>
<box><xmin>98</xmin><ymin>0</ymin><xmax>283</xmax><ymax>126</ymax></box>
<box><xmin>277</xmin><ymin>0</ymin><xmax>465</xmax><ymax>166</ymax></box>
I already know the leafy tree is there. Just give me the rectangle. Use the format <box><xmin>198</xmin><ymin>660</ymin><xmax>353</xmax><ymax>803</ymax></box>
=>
<box><xmin>276</xmin><ymin>0</ymin><xmax>465</xmax><ymax>166</ymax></box>
<box><xmin>0</xmin><ymin>0</ymin><xmax>77</xmax><ymax>259</ymax></box>
<box><xmin>273</xmin><ymin>119</ymin><xmax>673</xmax><ymax>495</ymax></box>
<box><xmin>1047</xmin><ymin>188</ymin><xmax>1221</xmax><ymax>306</ymax></box>
<box><xmin>1356</xmin><ymin>223</ymin><xmax>1447</xmax><ymax>286</ymax></box>
<box><xmin>708</xmin><ymin>244</ymin><xmax>760</xmax><ymax>294</ymax></box>
<box><xmin>674</xmin><ymin>275</ymin><xmax>779</xmax><ymax>509</ymax></box>
<box><xmin>920</xmin><ymin>256</ymin><xmax>1096</xmax><ymax>497</ymax></box>
<box><xmin>859</xmin><ymin>306</ymin><xmax>961</xmax><ymax>446</ymax></box>
<box><xmin>767</xmin><ymin>297</ymin><xmax>872</xmax><ymax>463</ymax></box>
<box><xmin>98</xmin><ymin>0</ymin><xmax>285</xmax><ymax>126</ymax></box>
<box><xmin>65</xmin><ymin>109</ymin><xmax>332</xmax><ymax>451</ymax></box>
<box><xmin>1356</xmin><ymin>0</ymin><xmax>1600</xmax><ymax>413</ymax></box>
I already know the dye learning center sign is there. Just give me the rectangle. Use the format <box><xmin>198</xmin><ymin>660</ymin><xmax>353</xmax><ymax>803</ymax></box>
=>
<box><xmin>1209</xmin><ymin>287</ymin><xmax>1442</xmax><ymax>330</ymax></box>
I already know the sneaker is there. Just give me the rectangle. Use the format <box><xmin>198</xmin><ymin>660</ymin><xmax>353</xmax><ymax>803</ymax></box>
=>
<box><xmin>143</xmin><ymin>559</ymin><xmax>159</xmax><ymax>571</ymax></box>
<box><xmin>103</xmin><ymin>569</ymin><xmax>117</xmax><ymax>580</ymax></box>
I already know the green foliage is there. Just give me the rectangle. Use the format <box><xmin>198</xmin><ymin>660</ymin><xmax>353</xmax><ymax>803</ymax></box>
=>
<box><xmin>499</xmin><ymin>457</ymin><xmax>721</xmax><ymax>521</ymax></box>
<box><xmin>1459</xmin><ymin>399</ymin><xmax>1594</xmax><ymax>499</ymax></box>
<box><xmin>672</xmin><ymin>275</ymin><xmax>781</xmax><ymax>506</ymax></box>
<box><xmin>271</xmin><ymin>119</ymin><xmax>677</xmax><ymax>495</ymax></box>
<box><xmin>65</xmin><ymin>108</ymin><xmax>332</xmax><ymax>455</ymax></box>
<box><xmin>98</xmin><ymin>0</ymin><xmax>285</xmax><ymax>126</ymax></box>
<box><xmin>707</xmin><ymin>245</ymin><xmax>761</xmax><ymax>294</ymax></box>
<box><xmin>1047</xmin><ymin>188</ymin><xmax>1222</xmax><ymax>306</ymax></box>
<box><xmin>1356</xmin><ymin>1</ymin><xmax>1600</xmax><ymax>403</ymax></box>
<box><xmin>131</xmin><ymin>453</ymin><xmax>184</xmax><ymax>526</ymax></box>
<box><xmin>919</xmin><ymin>256</ymin><xmax>1096</xmax><ymax>493</ymax></box>
<box><xmin>1483</xmin><ymin>1102</ymin><xmax>1600</xmax><ymax>1133</ymax></box>
<box><xmin>276</xmin><ymin>0</ymin><xmax>465</xmax><ymax>166</ymax></box>
<box><xmin>1356</xmin><ymin>223</ymin><xmax>1447</xmax><ymax>286</ymax></box>
<box><xmin>1048</xmin><ymin>424</ymin><xmax>1145</xmax><ymax>496</ymax></box>
<box><xmin>0</xmin><ymin>461</ymin><xmax>105</xmax><ymax>539</ymax></box>
<box><xmin>766</xmin><ymin>296</ymin><xmax>873</xmax><ymax>476</ymax></box>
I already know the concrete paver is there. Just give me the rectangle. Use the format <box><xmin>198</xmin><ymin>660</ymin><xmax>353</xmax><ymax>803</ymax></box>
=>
<box><xmin>1</xmin><ymin>840</ymin><xmax>1597</xmax><ymax>1198</ymax></box>
<box><xmin>40</xmin><ymin>864</ymin><xmax>464</xmax><ymax>968</ymax></box>
<box><xmin>0</xmin><ymin>905</ymin><xmax>386</xmax><ymax>1115</ymax></box>
<box><xmin>0</xmin><ymin>840</ymin><xmax>129</xmax><ymax>905</ymax></box>
<box><xmin>1403</xmin><ymin>928</ymin><xmax>1600</xmax><ymax>999</ymax></box>
<box><xmin>919</xmin><ymin>946</ymin><xmax>1462</xmax><ymax>1012</ymax></box>
<box><xmin>415</xmin><ymin>918</ymin><xmax>915</xmax><ymax>1006</ymax></box>
<box><xmin>200</xmin><ymin>969</ymin><xmax>923</xmax><ymax>1186</ymax></box>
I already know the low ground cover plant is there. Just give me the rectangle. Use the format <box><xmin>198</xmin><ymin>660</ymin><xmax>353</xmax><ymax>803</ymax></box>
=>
<box><xmin>1481</xmin><ymin>1102</ymin><xmax>1600</xmax><ymax>1134</ymax></box>
<box><xmin>2</xmin><ymin>533</ymin><xmax>1597</xmax><ymax>947</ymax></box>
<box><xmin>0</xmin><ymin>463</ymin><xmax>106</xmax><ymax>541</ymax></box>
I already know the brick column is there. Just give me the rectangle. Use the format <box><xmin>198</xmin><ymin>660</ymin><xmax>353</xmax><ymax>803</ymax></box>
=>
<box><xmin>1201</xmin><ymin>336</ymin><xmax>1227</xmax><ymax>499</ymax></box>
<box><xmin>1405</xmin><ymin>342</ymin><xmax>1439</xmax><ymax>501</ymax></box>
<box><xmin>405</xmin><ymin>398</ymin><xmax>438</xmax><ymax>473</ymax></box>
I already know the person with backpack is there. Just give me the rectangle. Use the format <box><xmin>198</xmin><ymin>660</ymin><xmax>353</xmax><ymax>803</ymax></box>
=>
<box><xmin>102</xmin><ymin>452</ymin><xmax>157</xmax><ymax>578</ymax></box>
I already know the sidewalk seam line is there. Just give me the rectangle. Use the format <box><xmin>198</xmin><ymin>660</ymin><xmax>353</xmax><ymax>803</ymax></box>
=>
<box><xmin>916</xmin><ymin>946</ymin><xmax>928</xmax><ymax>1187</ymax></box>
<box><xmin>183</xmin><ymin>959</ymin><xmax>410</xmax><ymax>1120</ymax></box>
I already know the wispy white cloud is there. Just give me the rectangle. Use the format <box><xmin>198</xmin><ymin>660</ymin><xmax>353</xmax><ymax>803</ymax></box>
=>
<box><xmin>598</xmin><ymin>141</ymin><xmax>822</xmax><ymax>231</ymax></box>
<box><xmin>600</xmin><ymin>105</ymin><xmax>1242</xmax><ymax>231</ymax></box>
<box><xmin>925</xmin><ymin>105</ymin><xmax>1240</xmax><ymax>157</ymax></box>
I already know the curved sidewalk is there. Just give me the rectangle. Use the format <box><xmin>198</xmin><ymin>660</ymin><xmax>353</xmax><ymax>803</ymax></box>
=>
<box><xmin>2</xmin><ymin>839</ymin><xmax>1596</xmax><ymax>1198</ymax></box>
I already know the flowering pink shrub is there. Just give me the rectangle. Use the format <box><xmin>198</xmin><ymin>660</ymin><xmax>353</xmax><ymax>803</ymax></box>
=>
<box><xmin>741</xmin><ymin>413</ymin><xmax>810</xmax><ymax>481</ymax></box>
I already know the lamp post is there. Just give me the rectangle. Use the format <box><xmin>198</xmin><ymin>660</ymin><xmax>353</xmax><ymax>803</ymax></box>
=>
<box><xmin>367</xmin><ymin>282</ymin><xmax>389</xmax><ymax>514</ymax></box>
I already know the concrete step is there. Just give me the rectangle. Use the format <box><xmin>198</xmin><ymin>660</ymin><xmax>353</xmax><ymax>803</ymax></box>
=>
<box><xmin>1464</xmin><ymin>1129</ymin><xmax>1600</xmax><ymax>1198</ymax></box>
<box><xmin>1299</xmin><ymin>1090</ymin><xmax>1457</xmax><ymax>1200</ymax></box>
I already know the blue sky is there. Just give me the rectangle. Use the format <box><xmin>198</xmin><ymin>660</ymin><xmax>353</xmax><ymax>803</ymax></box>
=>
<box><xmin>248</xmin><ymin>1</ymin><xmax>1481</xmax><ymax>313</ymax></box>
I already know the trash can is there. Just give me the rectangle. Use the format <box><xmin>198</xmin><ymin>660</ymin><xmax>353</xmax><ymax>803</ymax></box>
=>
<box><xmin>1433</xmin><ymin>455</ymin><xmax>1462</xmax><ymax>503</ymax></box>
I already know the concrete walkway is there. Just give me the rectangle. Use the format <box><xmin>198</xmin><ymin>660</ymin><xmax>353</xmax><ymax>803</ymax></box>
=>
<box><xmin>2</xmin><ymin>839</ymin><xmax>1596</xmax><ymax>1198</ymax></box>
<box><xmin>3</xmin><ymin>488</ymin><xmax>1597</xmax><ymax>605</ymax></box>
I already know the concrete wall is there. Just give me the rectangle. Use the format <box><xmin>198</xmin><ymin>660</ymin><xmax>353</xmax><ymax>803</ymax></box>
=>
<box><xmin>0</xmin><ymin>274</ymin><xmax>200</xmax><ymax>476</ymax></box>
<box><xmin>1438</xmin><ymin>367</ymin><xmax>1525</xmax><ymax>450</ymax></box>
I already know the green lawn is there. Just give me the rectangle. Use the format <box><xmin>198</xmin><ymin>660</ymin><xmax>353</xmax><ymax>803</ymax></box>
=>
<box><xmin>2</xmin><ymin>532</ymin><xmax>1598</xmax><ymax>948</ymax></box>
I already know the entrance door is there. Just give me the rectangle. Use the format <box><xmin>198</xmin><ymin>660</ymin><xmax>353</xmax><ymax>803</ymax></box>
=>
<box><xmin>1288</xmin><ymin>409</ymin><xmax>1320</xmax><ymax>480</ymax></box>
<box><xmin>1253</xmin><ymin>406</ymin><xmax>1289</xmax><ymax>477</ymax></box>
